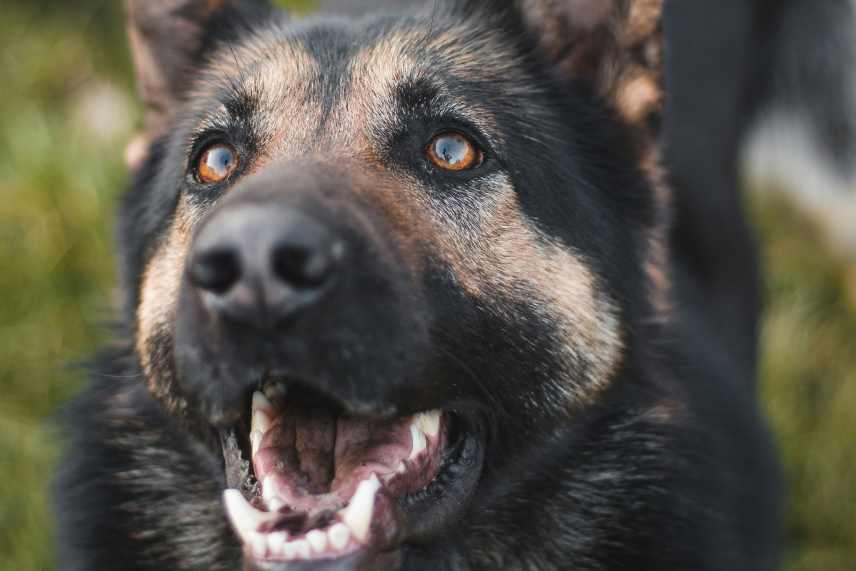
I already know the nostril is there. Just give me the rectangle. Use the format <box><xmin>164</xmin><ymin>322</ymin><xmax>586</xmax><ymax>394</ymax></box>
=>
<box><xmin>272</xmin><ymin>244</ymin><xmax>333</xmax><ymax>289</ymax></box>
<box><xmin>189</xmin><ymin>248</ymin><xmax>242</xmax><ymax>295</ymax></box>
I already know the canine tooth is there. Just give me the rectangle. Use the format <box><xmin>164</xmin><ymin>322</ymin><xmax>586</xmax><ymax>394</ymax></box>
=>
<box><xmin>253</xmin><ymin>391</ymin><xmax>274</xmax><ymax>413</ymax></box>
<box><xmin>414</xmin><ymin>411</ymin><xmax>441</xmax><ymax>437</ymax></box>
<box><xmin>343</xmin><ymin>475</ymin><xmax>380</xmax><ymax>544</ymax></box>
<box><xmin>329</xmin><ymin>523</ymin><xmax>350</xmax><ymax>550</ymax></box>
<box><xmin>223</xmin><ymin>490</ymin><xmax>265</xmax><ymax>538</ymax></box>
<box><xmin>307</xmin><ymin>529</ymin><xmax>328</xmax><ymax>553</ymax></box>
<box><xmin>409</xmin><ymin>425</ymin><xmax>426</xmax><ymax>460</ymax></box>
<box><xmin>250</xmin><ymin>430</ymin><xmax>264</xmax><ymax>456</ymax></box>
<box><xmin>397</xmin><ymin>461</ymin><xmax>407</xmax><ymax>474</ymax></box>
<box><xmin>252</xmin><ymin>407</ymin><xmax>272</xmax><ymax>436</ymax></box>
<box><xmin>293</xmin><ymin>540</ymin><xmax>311</xmax><ymax>559</ymax></box>
<box><xmin>223</xmin><ymin>490</ymin><xmax>276</xmax><ymax>538</ymax></box>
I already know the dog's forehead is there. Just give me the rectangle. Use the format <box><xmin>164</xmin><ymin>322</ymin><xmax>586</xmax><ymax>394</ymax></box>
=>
<box><xmin>192</xmin><ymin>15</ymin><xmax>525</xmax><ymax>154</ymax></box>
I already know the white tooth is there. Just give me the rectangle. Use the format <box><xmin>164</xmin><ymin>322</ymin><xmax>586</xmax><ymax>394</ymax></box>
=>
<box><xmin>293</xmin><ymin>540</ymin><xmax>311</xmax><ymax>559</ymax></box>
<box><xmin>250</xmin><ymin>430</ymin><xmax>264</xmax><ymax>456</ymax></box>
<box><xmin>342</xmin><ymin>475</ymin><xmax>380</xmax><ymax>544</ymax></box>
<box><xmin>307</xmin><ymin>529</ymin><xmax>328</xmax><ymax>553</ymax></box>
<box><xmin>262</xmin><ymin>476</ymin><xmax>282</xmax><ymax>502</ymax></box>
<box><xmin>282</xmin><ymin>541</ymin><xmax>297</xmax><ymax>559</ymax></box>
<box><xmin>253</xmin><ymin>390</ymin><xmax>274</xmax><ymax>413</ymax></box>
<box><xmin>414</xmin><ymin>411</ymin><xmax>441</xmax><ymax>437</ymax></box>
<box><xmin>268</xmin><ymin>499</ymin><xmax>286</xmax><ymax>512</ymax></box>
<box><xmin>252</xmin><ymin>407</ymin><xmax>272</xmax><ymax>436</ymax></box>
<box><xmin>250</xmin><ymin>533</ymin><xmax>268</xmax><ymax>558</ymax></box>
<box><xmin>408</xmin><ymin>424</ymin><xmax>426</xmax><ymax>460</ymax></box>
<box><xmin>397</xmin><ymin>461</ymin><xmax>407</xmax><ymax>474</ymax></box>
<box><xmin>223</xmin><ymin>490</ymin><xmax>279</xmax><ymax>539</ymax></box>
<box><xmin>329</xmin><ymin>523</ymin><xmax>350</xmax><ymax>550</ymax></box>
<box><xmin>267</xmin><ymin>532</ymin><xmax>288</xmax><ymax>557</ymax></box>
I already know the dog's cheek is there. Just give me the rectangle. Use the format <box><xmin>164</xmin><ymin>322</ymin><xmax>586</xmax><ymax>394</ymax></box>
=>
<box><xmin>136</xmin><ymin>202</ymin><xmax>194</xmax><ymax>414</ymax></box>
<box><xmin>428</xmin><ymin>177</ymin><xmax>625</xmax><ymax>413</ymax></box>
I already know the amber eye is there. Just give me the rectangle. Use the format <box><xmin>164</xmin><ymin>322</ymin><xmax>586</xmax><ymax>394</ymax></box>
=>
<box><xmin>196</xmin><ymin>143</ymin><xmax>238</xmax><ymax>184</ymax></box>
<box><xmin>427</xmin><ymin>131</ymin><xmax>483</xmax><ymax>172</ymax></box>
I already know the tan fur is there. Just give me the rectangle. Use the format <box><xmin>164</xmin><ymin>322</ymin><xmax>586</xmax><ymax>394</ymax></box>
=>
<box><xmin>137</xmin><ymin>197</ymin><xmax>194</xmax><ymax>413</ymax></box>
<box><xmin>523</xmin><ymin>0</ymin><xmax>664</xmax><ymax>140</ymax></box>
<box><xmin>425</xmin><ymin>177</ymin><xmax>624</xmax><ymax>406</ymax></box>
<box><xmin>639</xmin><ymin>147</ymin><xmax>673</xmax><ymax>317</ymax></box>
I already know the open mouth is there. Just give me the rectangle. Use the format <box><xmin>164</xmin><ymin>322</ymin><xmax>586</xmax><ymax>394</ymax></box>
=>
<box><xmin>220</xmin><ymin>381</ymin><xmax>482</xmax><ymax>565</ymax></box>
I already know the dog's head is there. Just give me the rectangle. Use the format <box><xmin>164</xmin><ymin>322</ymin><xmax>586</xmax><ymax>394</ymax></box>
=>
<box><xmin>121</xmin><ymin>0</ymin><xmax>666</xmax><ymax>568</ymax></box>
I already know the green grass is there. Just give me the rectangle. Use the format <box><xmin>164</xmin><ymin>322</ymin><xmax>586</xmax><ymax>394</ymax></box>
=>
<box><xmin>0</xmin><ymin>2</ymin><xmax>854</xmax><ymax>570</ymax></box>
<box><xmin>753</xmin><ymin>194</ymin><xmax>856</xmax><ymax>570</ymax></box>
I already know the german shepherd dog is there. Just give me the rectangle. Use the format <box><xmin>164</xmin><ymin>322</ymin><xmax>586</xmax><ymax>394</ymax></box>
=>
<box><xmin>55</xmin><ymin>1</ymin><xmax>781</xmax><ymax>569</ymax></box>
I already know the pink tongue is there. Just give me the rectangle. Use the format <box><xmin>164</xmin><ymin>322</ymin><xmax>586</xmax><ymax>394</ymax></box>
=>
<box><xmin>332</xmin><ymin>416</ymin><xmax>411</xmax><ymax>488</ymax></box>
<box><xmin>294</xmin><ymin>407</ymin><xmax>336</xmax><ymax>493</ymax></box>
<box><xmin>255</xmin><ymin>403</ymin><xmax>412</xmax><ymax>499</ymax></box>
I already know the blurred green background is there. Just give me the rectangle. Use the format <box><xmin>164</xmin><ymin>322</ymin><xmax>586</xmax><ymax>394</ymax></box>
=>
<box><xmin>0</xmin><ymin>2</ymin><xmax>854</xmax><ymax>570</ymax></box>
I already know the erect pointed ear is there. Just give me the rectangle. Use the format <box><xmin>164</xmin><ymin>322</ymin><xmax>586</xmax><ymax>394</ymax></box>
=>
<box><xmin>521</xmin><ymin>0</ymin><xmax>664</xmax><ymax>136</ymax></box>
<box><xmin>125</xmin><ymin>0</ymin><xmax>272</xmax><ymax>167</ymax></box>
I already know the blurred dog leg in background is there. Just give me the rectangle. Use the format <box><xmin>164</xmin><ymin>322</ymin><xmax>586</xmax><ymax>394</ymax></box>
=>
<box><xmin>743</xmin><ymin>0</ymin><xmax>856</xmax><ymax>308</ymax></box>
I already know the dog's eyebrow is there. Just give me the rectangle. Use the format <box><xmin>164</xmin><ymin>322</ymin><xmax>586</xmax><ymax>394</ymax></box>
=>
<box><xmin>394</xmin><ymin>77</ymin><xmax>440</xmax><ymax>110</ymax></box>
<box><xmin>392</xmin><ymin>77</ymin><xmax>501</xmax><ymax>148</ymax></box>
<box><xmin>187</xmin><ymin>81</ymin><xmax>259</xmax><ymax>137</ymax></box>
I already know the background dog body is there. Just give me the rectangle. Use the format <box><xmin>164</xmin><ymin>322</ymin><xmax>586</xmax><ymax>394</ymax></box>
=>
<box><xmin>744</xmin><ymin>0</ymin><xmax>856</xmax><ymax>261</ymax></box>
<box><xmin>55</xmin><ymin>1</ymin><xmax>783</xmax><ymax>570</ymax></box>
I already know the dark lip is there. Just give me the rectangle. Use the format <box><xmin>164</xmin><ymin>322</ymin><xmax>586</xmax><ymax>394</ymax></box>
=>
<box><xmin>218</xmin><ymin>382</ymin><xmax>487</xmax><ymax>567</ymax></box>
<box><xmin>392</xmin><ymin>412</ymin><xmax>484</xmax><ymax>544</ymax></box>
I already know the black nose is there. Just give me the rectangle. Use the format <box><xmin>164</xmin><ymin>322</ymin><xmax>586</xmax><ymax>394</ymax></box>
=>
<box><xmin>187</xmin><ymin>205</ymin><xmax>342</xmax><ymax>324</ymax></box>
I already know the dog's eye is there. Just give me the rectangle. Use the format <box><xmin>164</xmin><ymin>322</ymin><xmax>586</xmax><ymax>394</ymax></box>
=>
<box><xmin>196</xmin><ymin>143</ymin><xmax>238</xmax><ymax>184</ymax></box>
<box><xmin>427</xmin><ymin>132</ymin><xmax>483</xmax><ymax>172</ymax></box>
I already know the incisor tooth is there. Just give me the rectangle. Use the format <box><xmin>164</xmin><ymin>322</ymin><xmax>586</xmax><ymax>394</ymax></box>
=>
<box><xmin>414</xmin><ymin>411</ymin><xmax>441</xmax><ymax>437</ymax></box>
<box><xmin>329</xmin><ymin>523</ymin><xmax>350</xmax><ymax>550</ymax></box>
<box><xmin>223</xmin><ymin>490</ymin><xmax>279</xmax><ymax>539</ymax></box>
<box><xmin>282</xmin><ymin>541</ymin><xmax>297</xmax><ymax>559</ymax></box>
<box><xmin>409</xmin><ymin>425</ymin><xmax>426</xmax><ymax>460</ymax></box>
<box><xmin>250</xmin><ymin>534</ymin><xmax>267</xmax><ymax>558</ymax></box>
<box><xmin>342</xmin><ymin>475</ymin><xmax>380</xmax><ymax>544</ymax></box>
<box><xmin>268</xmin><ymin>532</ymin><xmax>288</xmax><ymax>557</ymax></box>
<box><xmin>307</xmin><ymin>529</ymin><xmax>328</xmax><ymax>553</ymax></box>
<box><xmin>293</xmin><ymin>540</ymin><xmax>311</xmax><ymax>559</ymax></box>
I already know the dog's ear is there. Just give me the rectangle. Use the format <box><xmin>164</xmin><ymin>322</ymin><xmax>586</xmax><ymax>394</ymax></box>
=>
<box><xmin>125</xmin><ymin>0</ymin><xmax>271</xmax><ymax>167</ymax></box>
<box><xmin>528</xmin><ymin>0</ymin><xmax>663</xmax><ymax>132</ymax></box>
<box><xmin>467</xmin><ymin>0</ymin><xmax>664</xmax><ymax>135</ymax></box>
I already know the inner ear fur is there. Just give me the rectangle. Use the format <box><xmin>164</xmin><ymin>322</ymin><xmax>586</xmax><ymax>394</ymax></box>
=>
<box><xmin>522</xmin><ymin>0</ymin><xmax>664</xmax><ymax>131</ymax></box>
<box><xmin>125</xmin><ymin>0</ymin><xmax>271</xmax><ymax>167</ymax></box>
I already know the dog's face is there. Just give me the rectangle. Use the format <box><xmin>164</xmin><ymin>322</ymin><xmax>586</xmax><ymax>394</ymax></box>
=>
<box><xmin>121</xmin><ymin>0</ymin><xmax>665</xmax><ymax>568</ymax></box>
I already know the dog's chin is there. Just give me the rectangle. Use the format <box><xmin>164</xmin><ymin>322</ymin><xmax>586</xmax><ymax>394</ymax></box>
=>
<box><xmin>216</xmin><ymin>379</ymin><xmax>485</xmax><ymax>570</ymax></box>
